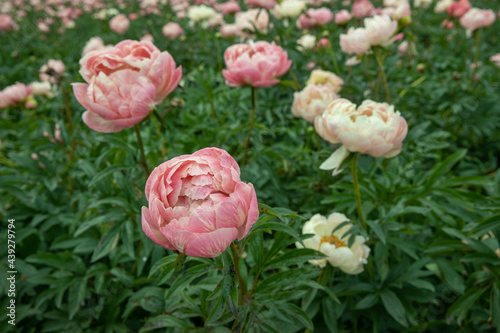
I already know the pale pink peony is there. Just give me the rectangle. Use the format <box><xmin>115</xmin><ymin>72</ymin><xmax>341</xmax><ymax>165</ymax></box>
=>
<box><xmin>235</xmin><ymin>9</ymin><xmax>269</xmax><ymax>37</ymax></box>
<box><xmin>0</xmin><ymin>14</ymin><xmax>18</xmax><ymax>31</ymax></box>
<box><xmin>295</xmin><ymin>213</ymin><xmax>370</xmax><ymax>274</ymax></box>
<box><xmin>364</xmin><ymin>14</ymin><xmax>398</xmax><ymax>47</ymax></box>
<box><xmin>335</xmin><ymin>9</ymin><xmax>352</xmax><ymax>25</ymax></box>
<box><xmin>217</xmin><ymin>1</ymin><xmax>241</xmax><ymax>15</ymax></box>
<box><xmin>78</xmin><ymin>40</ymin><xmax>182</xmax><ymax>105</ymax></box>
<box><xmin>340</xmin><ymin>27</ymin><xmax>370</xmax><ymax>55</ymax></box>
<box><xmin>459</xmin><ymin>8</ymin><xmax>496</xmax><ymax>35</ymax></box>
<box><xmin>0</xmin><ymin>83</ymin><xmax>33</xmax><ymax>108</ymax></box>
<box><xmin>82</xmin><ymin>37</ymin><xmax>107</xmax><ymax>57</ymax></box>
<box><xmin>434</xmin><ymin>0</ymin><xmax>453</xmax><ymax>13</ymax></box>
<box><xmin>40</xmin><ymin>59</ymin><xmax>65</xmax><ymax>83</ymax></box>
<box><xmin>221</xmin><ymin>23</ymin><xmax>239</xmax><ymax>37</ymax></box>
<box><xmin>141</xmin><ymin>147</ymin><xmax>259</xmax><ymax>258</ymax></box>
<box><xmin>490</xmin><ymin>54</ymin><xmax>500</xmax><ymax>67</ymax></box>
<box><xmin>306</xmin><ymin>69</ymin><xmax>344</xmax><ymax>93</ymax></box>
<box><xmin>297</xmin><ymin>34</ymin><xmax>317</xmax><ymax>51</ymax></box>
<box><xmin>73</xmin><ymin>71</ymin><xmax>157</xmax><ymax>133</ymax></box>
<box><xmin>109</xmin><ymin>14</ymin><xmax>130</xmax><ymax>34</ymax></box>
<box><xmin>223</xmin><ymin>41</ymin><xmax>291</xmax><ymax>87</ymax></box>
<box><xmin>352</xmin><ymin>0</ymin><xmax>375</xmax><ymax>18</ymax></box>
<box><xmin>30</xmin><ymin>81</ymin><xmax>53</xmax><ymax>97</ymax></box>
<box><xmin>273</xmin><ymin>0</ymin><xmax>307</xmax><ymax>19</ymax></box>
<box><xmin>297</xmin><ymin>8</ymin><xmax>334</xmax><ymax>29</ymax></box>
<box><xmin>162</xmin><ymin>22</ymin><xmax>184</xmax><ymax>40</ymax></box>
<box><xmin>292</xmin><ymin>84</ymin><xmax>339</xmax><ymax>122</ymax></box>
<box><xmin>447</xmin><ymin>0</ymin><xmax>471</xmax><ymax>18</ymax></box>
<box><xmin>245</xmin><ymin>0</ymin><xmax>277</xmax><ymax>9</ymax></box>
<box><xmin>315</xmin><ymin>99</ymin><xmax>407</xmax><ymax>174</ymax></box>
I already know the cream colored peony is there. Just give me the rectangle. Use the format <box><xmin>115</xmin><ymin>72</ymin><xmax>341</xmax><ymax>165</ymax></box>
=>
<box><xmin>295</xmin><ymin>213</ymin><xmax>370</xmax><ymax>274</ymax></box>
<box><xmin>291</xmin><ymin>84</ymin><xmax>339</xmax><ymax>122</ymax></box>
<box><xmin>315</xmin><ymin>98</ymin><xmax>407</xmax><ymax>175</ymax></box>
<box><xmin>306</xmin><ymin>69</ymin><xmax>344</xmax><ymax>93</ymax></box>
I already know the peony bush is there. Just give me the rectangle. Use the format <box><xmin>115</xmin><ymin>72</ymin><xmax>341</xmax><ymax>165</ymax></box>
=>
<box><xmin>0</xmin><ymin>0</ymin><xmax>499</xmax><ymax>332</ymax></box>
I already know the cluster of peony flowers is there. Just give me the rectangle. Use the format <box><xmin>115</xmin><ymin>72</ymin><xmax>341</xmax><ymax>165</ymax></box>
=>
<box><xmin>72</xmin><ymin>39</ymin><xmax>182</xmax><ymax>133</ymax></box>
<box><xmin>296</xmin><ymin>213</ymin><xmax>371</xmax><ymax>274</ymax></box>
<box><xmin>291</xmin><ymin>69</ymin><xmax>343</xmax><ymax>123</ymax></box>
<box><xmin>141</xmin><ymin>147</ymin><xmax>259</xmax><ymax>258</ymax></box>
<box><xmin>222</xmin><ymin>40</ymin><xmax>291</xmax><ymax>87</ymax></box>
<box><xmin>315</xmin><ymin>98</ymin><xmax>408</xmax><ymax>175</ymax></box>
<box><xmin>340</xmin><ymin>14</ymin><xmax>398</xmax><ymax>56</ymax></box>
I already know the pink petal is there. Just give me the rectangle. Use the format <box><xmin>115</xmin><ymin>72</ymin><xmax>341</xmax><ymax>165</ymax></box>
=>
<box><xmin>185</xmin><ymin>228</ymin><xmax>238</xmax><ymax>258</ymax></box>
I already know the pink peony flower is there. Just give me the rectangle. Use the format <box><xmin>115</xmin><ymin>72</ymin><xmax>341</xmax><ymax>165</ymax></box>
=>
<box><xmin>335</xmin><ymin>9</ymin><xmax>352</xmax><ymax>25</ymax></box>
<box><xmin>40</xmin><ymin>59</ymin><xmax>65</xmax><ymax>83</ymax></box>
<box><xmin>221</xmin><ymin>23</ymin><xmax>239</xmax><ymax>37</ymax></box>
<box><xmin>315</xmin><ymin>98</ymin><xmax>407</xmax><ymax>174</ymax></box>
<box><xmin>297</xmin><ymin>8</ymin><xmax>334</xmax><ymax>29</ymax></box>
<box><xmin>73</xmin><ymin>71</ymin><xmax>157</xmax><ymax>133</ymax></box>
<box><xmin>459</xmin><ymin>8</ymin><xmax>496</xmax><ymax>35</ymax></box>
<box><xmin>245</xmin><ymin>0</ymin><xmax>277</xmax><ymax>9</ymax></box>
<box><xmin>352</xmin><ymin>0</ymin><xmax>375</xmax><ymax>18</ymax></box>
<box><xmin>109</xmin><ymin>14</ymin><xmax>130</xmax><ymax>34</ymax></box>
<box><xmin>447</xmin><ymin>0</ymin><xmax>471</xmax><ymax>18</ymax></box>
<box><xmin>292</xmin><ymin>84</ymin><xmax>339</xmax><ymax>122</ymax></box>
<box><xmin>78</xmin><ymin>40</ymin><xmax>182</xmax><ymax>105</ymax></box>
<box><xmin>82</xmin><ymin>37</ymin><xmax>107</xmax><ymax>57</ymax></box>
<box><xmin>0</xmin><ymin>83</ymin><xmax>33</xmax><ymax>108</ymax></box>
<box><xmin>222</xmin><ymin>41</ymin><xmax>292</xmax><ymax>87</ymax></box>
<box><xmin>217</xmin><ymin>1</ymin><xmax>241</xmax><ymax>15</ymax></box>
<box><xmin>235</xmin><ymin>9</ymin><xmax>269</xmax><ymax>37</ymax></box>
<box><xmin>364</xmin><ymin>14</ymin><xmax>398</xmax><ymax>47</ymax></box>
<box><xmin>141</xmin><ymin>147</ymin><xmax>259</xmax><ymax>258</ymax></box>
<box><xmin>340</xmin><ymin>27</ymin><xmax>370</xmax><ymax>55</ymax></box>
<box><xmin>162</xmin><ymin>22</ymin><xmax>184</xmax><ymax>40</ymax></box>
<box><xmin>0</xmin><ymin>14</ymin><xmax>18</xmax><ymax>31</ymax></box>
<box><xmin>490</xmin><ymin>54</ymin><xmax>500</xmax><ymax>67</ymax></box>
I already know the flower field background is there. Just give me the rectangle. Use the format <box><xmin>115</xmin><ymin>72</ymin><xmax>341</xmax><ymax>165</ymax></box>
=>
<box><xmin>1</xmin><ymin>0</ymin><xmax>500</xmax><ymax>332</ymax></box>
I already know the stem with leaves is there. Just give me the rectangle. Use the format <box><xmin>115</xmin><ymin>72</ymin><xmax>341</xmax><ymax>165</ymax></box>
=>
<box><xmin>351</xmin><ymin>153</ymin><xmax>367</xmax><ymax>232</ymax></box>
<box><xmin>134</xmin><ymin>124</ymin><xmax>150</xmax><ymax>175</ymax></box>
<box><xmin>374</xmin><ymin>48</ymin><xmax>391</xmax><ymax>103</ymax></box>
<box><xmin>230</xmin><ymin>243</ymin><xmax>247</xmax><ymax>306</ymax></box>
<box><xmin>243</xmin><ymin>86</ymin><xmax>257</xmax><ymax>165</ymax></box>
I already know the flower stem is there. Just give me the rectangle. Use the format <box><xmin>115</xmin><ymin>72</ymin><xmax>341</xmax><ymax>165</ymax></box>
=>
<box><xmin>230</xmin><ymin>243</ymin><xmax>247</xmax><ymax>306</ymax></box>
<box><xmin>352</xmin><ymin>153</ymin><xmax>367</xmax><ymax>231</ymax></box>
<box><xmin>135</xmin><ymin>124</ymin><xmax>150</xmax><ymax>175</ymax></box>
<box><xmin>472</xmin><ymin>29</ymin><xmax>480</xmax><ymax>82</ymax></box>
<box><xmin>328</xmin><ymin>43</ymin><xmax>341</xmax><ymax>75</ymax></box>
<box><xmin>243</xmin><ymin>87</ymin><xmax>257</xmax><ymax>165</ymax></box>
<box><xmin>374</xmin><ymin>49</ymin><xmax>391</xmax><ymax>103</ymax></box>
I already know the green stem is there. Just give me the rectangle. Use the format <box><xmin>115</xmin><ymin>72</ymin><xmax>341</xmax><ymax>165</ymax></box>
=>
<box><xmin>352</xmin><ymin>154</ymin><xmax>367</xmax><ymax>231</ymax></box>
<box><xmin>135</xmin><ymin>124</ymin><xmax>150</xmax><ymax>174</ymax></box>
<box><xmin>328</xmin><ymin>43</ymin><xmax>341</xmax><ymax>74</ymax></box>
<box><xmin>230</xmin><ymin>243</ymin><xmax>247</xmax><ymax>306</ymax></box>
<box><xmin>472</xmin><ymin>29</ymin><xmax>480</xmax><ymax>82</ymax></box>
<box><xmin>374</xmin><ymin>49</ymin><xmax>391</xmax><ymax>103</ymax></box>
<box><xmin>243</xmin><ymin>87</ymin><xmax>257</xmax><ymax>165</ymax></box>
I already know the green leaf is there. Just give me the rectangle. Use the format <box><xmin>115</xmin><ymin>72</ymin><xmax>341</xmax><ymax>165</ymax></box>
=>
<box><xmin>174</xmin><ymin>252</ymin><xmax>187</xmax><ymax>273</ymax></box>
<box><xmin>355</xmin><ymin>293</ymin><xmax>379</xmax><ymax>309</ymax></box>
<box><xmin>422</xmin><ymin>149</ymin><xmax>467</xmax><ymax>190</ymax></box>
<box><xmin>205</xmin><ymin>293</ymin><xmax>225</xmax><ymax>325</ymax></box>
<box><xmin>446</xmin><ymin>287</ymin><xmax>485</xmax><ymax>325</ymax></box>
<box><xmin>166</xmin><ymin>264</ymin><xmax>209</xmax><ymax>298</ymax></box>
<box><xmin>366</xmin><ymin>219</ymin><xmax>387</xmax><ymax>245</ymax></box>
<box><xmin>380</xmin><ymin>290</ymin><xmax>408</xmax><ymax>327</ymax></box>
<box><xmin>149</xmin><ymin>255</ymin><xmax>177</xmax><ymax>278</ymax></box>
<box><xmin>91</xmin><ymin>223</ymin><xmax>121</xmax><ymax>262</ymax></box>
<box><xmin>275</xmin><ymin>303</ymin><xmax>314</xmax><ymax>330</ymax></box>
<box><xmin>88</xmin><ymin>165</ymin><xmax>133</xmax><ymax>188</ymax></box>
<box><xmin>492</xmin><ymin>282</ymin><xmax>500</xmax><ymax>331</ymax></box>
<box><xmin>435</xmin><ymin>258</ymin><xmax>465</xmax><ymax>294</ymax></box>
<box><xmin>249</xmin><ymin>221</ymin><xmax>304</xmax><ymax>247</ymax></box>
<box><xmin>266</xmin><ymin>248</ymin><xmax>325</xmax><ymax>268</ymax></box>
<box><xmin>68</xmin><ymin>277</ymin><xmax>87</xmax><ymax>320</ymax></box>
<box><xmin>74</xmin><ymin>213</ymin><xmax>119</xmax><ymax>237</ymax></box>
<box><xmin>140</xmin><ymin>314</ymin><xmax>193</xmax><ymax>331</ymax></box>
<box><xmin>471</xmin><ymin>214</ymin><xmax>500</xmax><ymax>237</ymax></box>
